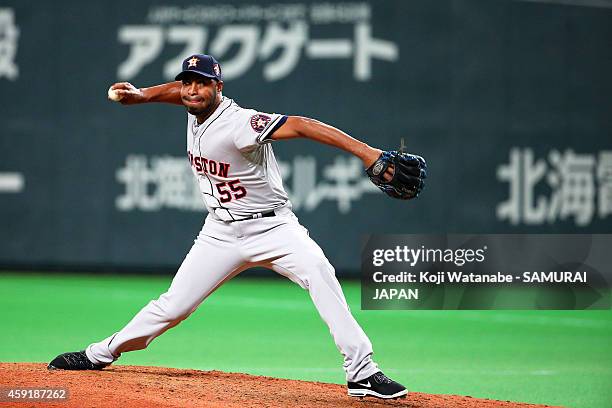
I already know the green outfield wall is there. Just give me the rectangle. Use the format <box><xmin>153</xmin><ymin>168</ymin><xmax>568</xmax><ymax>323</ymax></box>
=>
<box><xmin>1</xmin><ymin>0</ymin><xmax>611</xmax><ymax>274</ymax></box>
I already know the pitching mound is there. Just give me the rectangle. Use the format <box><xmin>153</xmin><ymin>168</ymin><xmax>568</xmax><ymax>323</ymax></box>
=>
<box><xmin>0</xmin><ymin>363</ymin><xmax>558</xmax><ymax>408</ymax></box>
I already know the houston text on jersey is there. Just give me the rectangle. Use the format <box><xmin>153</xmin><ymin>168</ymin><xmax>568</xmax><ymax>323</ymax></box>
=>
<box><xmin>188</xmin><ymin>151</ymin><xmax>230</xmax><ymax>178</ymax></box>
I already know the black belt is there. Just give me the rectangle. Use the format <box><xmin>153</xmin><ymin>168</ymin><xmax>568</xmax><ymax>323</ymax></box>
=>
<box><xmin>232</xmin><ymin>210</ymin><xmax>276</xmax><ymax>222</ymax></box>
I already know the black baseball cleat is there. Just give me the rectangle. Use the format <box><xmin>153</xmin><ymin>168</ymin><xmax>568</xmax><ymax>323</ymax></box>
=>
<box><xmin>347</xmin><ymin>371</ymin><xmax>408</xmax><ymax>399</ymax></box>
<box><xmin>47</xmin><ymin>351</ymin><xmax>108</xmax><ymax>370</ymax></box>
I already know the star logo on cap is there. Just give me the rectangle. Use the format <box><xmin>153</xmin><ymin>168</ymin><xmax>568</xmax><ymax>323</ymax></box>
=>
<box><xmin>187</xmin><ymin>57</ymin><xmax>199</xmax><ymax>68</ymax></box>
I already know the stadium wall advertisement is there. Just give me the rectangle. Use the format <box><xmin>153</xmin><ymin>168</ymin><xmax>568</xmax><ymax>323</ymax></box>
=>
<box><xmin>1</xmin><ymin>1</ymin><xmax>610</xmax><ymax>274</ymax></box>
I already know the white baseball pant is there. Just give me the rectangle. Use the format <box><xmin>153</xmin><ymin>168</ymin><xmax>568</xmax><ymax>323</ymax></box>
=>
<box><xmin>86</xmin><ymin>207</ymin><xmax>379</xmax><ymax>382</ymax></box>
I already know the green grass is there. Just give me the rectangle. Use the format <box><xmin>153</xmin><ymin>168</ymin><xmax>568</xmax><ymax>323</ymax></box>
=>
<box><xmin>1</xmin><ymin>272</ymin><xmax>611</xmax><ymax>407</ymax></box>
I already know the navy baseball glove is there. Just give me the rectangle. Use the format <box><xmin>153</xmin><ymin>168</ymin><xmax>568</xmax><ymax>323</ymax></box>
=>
<box><xmin>366</xmin><ymin>151</ymin><xmax>427</xmax><ymax>200</ymax></box>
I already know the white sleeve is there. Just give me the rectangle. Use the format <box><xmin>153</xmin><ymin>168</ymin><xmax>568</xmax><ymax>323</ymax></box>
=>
<box><xmin>233</xmin><ymin>110</ymin><xmax>288</xmax><ymax>151</ymax></box>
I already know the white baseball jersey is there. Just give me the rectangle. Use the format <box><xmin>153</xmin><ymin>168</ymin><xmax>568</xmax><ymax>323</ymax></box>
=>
<box><xmin>186</xmin><ymin>96</ymin><xmax>289</xmax><ymax>221</ymax></box>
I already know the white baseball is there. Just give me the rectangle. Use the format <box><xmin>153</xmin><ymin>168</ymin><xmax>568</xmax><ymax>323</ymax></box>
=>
<box><xmin>107</xmin><ymin>86</ymin><xmax>123</xmax><ymax>102</ymax></box>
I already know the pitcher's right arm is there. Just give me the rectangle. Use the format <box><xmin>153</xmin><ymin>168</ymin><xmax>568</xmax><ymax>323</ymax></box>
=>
<box><xmin>108</xmin><ymin>81</ymin><xmax>182</xmax><ymax>105</ymax></box>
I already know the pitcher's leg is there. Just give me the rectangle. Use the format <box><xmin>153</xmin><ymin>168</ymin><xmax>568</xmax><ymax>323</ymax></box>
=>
<box><xmin>271</xmin><ymin>253</ymin><xmax>378</xmax><ymax>382</ymax></box>
<box><xmin>87</xmin><ymin>233</ymin><xmax>245</xmax><ymax>365</ymax></box>
<box><xmin>248</xmin><ymin>216</ymin><xmax>378</xmax><ymax>382</ymax></box>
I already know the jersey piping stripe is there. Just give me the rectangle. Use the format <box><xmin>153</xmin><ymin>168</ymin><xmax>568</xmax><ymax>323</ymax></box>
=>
<box><xmin>256</xmin><ymin>115</ymin><xmax>288</xmax><ymax>144</ymax></box>
<box><xmin>195</xmin><ymin>98</ymin><xmax>237</xmax><ymax>221</ymax></box>
<box><xmin>196</xmin><ymin>99</ymin><xmax>236</xmax><ymax>221</ymax></box>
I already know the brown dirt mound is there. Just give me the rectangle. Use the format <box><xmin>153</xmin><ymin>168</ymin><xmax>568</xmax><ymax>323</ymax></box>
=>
<box><xmin>0</xmin><ymin>363</ymin><xmax>560</xmax><ymax>408</ymax></box>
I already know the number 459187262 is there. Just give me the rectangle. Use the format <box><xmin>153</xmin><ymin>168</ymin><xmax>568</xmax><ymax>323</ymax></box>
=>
<box><xmin>215</xmin><ymin>180</ymin><xmax>247</xmax><ymax>203</ymax></box>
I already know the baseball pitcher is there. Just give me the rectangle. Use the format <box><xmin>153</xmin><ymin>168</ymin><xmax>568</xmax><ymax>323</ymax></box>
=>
<box><xmin>48</xmin><ymin>54</ymin><xmax>427</xmax><ymax>400</ymax></box>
